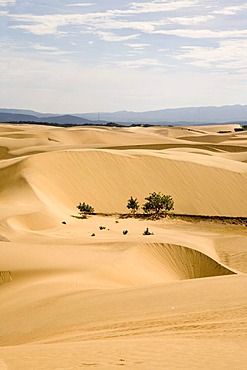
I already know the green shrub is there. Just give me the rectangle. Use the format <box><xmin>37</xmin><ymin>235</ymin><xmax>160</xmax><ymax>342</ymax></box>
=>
<box><xmin>77</xmin><ymin>202</ymin><xmax>94</xmax><ymax>214</ymax></box>
<box><xmin>142</xmin><ymin>192</ymin><xmax>174</xmax><ymax>215</ymax></box>
<box><xmin>127</xmin><ymin>196</ymin><xmax>139</xmax><ymax>214</ymax></box>
<box><xmin>123</xmin><ymin>230</ymin><xmax>128</xmax><ymax>235</ymax></box>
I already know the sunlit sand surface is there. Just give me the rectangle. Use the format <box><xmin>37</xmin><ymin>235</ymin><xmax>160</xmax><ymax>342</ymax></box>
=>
<box><xmin>1</xmin><ymin>123</ymin><xmax>247</xmax><ymax>369</ymax></box>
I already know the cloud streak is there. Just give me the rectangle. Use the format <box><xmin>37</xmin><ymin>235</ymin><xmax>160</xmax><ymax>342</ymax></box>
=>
<box><xmin>7</xmin><ymin>1</ymin><xmax>203</xmax><ymax>36</ymax></box>
<box><xmin>0</xmin><ymin>0</ymin><xmax>15</xmax><ymax>5</ymax></box>
<box><xmin>126</xmin><ymin>0</ymin><xmax>198</xmax><ymax>14</ymax></box>
<box><xmin>213</xmin><ymin>4</ymin><xmax>247</xmax><ymax>15</ymax></box>
<box><xmin>117</xmin><ymin>58</ymin><xmax>163</xmax><ymax>68</ymax></box>
<box><xmin>155</xmin><ymin>28</ymin><xmax>247</xmax><ymax>39</ymax></box>
<box><xmin>177</xmin><ymin>39</ymin><xmax>247</xmax><ymax>71</ymax></box>
<box><xmin>66</xmin><ymin>3</ymin><xmax>94</xmax><ymax>7</ymax></box>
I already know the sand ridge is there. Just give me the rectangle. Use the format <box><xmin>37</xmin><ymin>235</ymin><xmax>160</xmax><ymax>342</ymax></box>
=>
<box><xmin>1</xmin><ymin>147</ymin><xmax>247</xmax><ymax>232</ymax></box>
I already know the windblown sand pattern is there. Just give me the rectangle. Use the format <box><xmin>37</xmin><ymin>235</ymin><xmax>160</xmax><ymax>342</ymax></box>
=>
<box><xmin>0</xmin><ymin>272</ymin><xmax>12</xmax><ymax>285</ymax></box>
<box><xmin>0</xmin><ymin>123</ymin><xmax>247</xmax><ymax>369</ymax></box>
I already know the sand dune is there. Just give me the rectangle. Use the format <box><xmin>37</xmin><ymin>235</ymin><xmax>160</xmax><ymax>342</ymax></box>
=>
<box><xmin>1</xmin><ymin>273</ymin><xmax>247</xmax><ymax>370</ymax></box>
<box><xmin>0</xmin><ymin>273</ymin><xmax>246</xmax><ymax>345</ymax></box>
<box><xmin>0</xmin><ymin>237</ymin><xmax>234</xmax><ymax>288</ymax></box>
<box><xmin>93</xmin><ymin>243</ymin><xmax>235</xmax><ymax>288</ymax></box>
<box><xmin>0</xmin><ymin>123</ymin><xmax>247</xmax><ymax>369</ymax></box>
<box><xmin>1</xmin><ymin>148</ymin><xmax>247</xmax><ymax>233</ymax></box>
<box><xmin>187</xmin><ymin>124</ymin><xmax>241</xmax><ymax>133</ymax></box>
<box><xmin>112</xmin><ymin>243</ymin><xmax>235</xmax><ymax>281</ymax></box>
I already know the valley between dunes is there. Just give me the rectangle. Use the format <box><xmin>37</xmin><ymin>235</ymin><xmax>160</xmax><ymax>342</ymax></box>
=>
<box><xmin>0</xmin><ymin>123</ymin><xmax>247</xmax><ymax>369</ymax></box>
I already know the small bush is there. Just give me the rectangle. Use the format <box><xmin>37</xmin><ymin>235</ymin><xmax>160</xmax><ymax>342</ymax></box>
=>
<box><xmin>142</xmin><ymin>192</ymin><xmax>174</xmax><ymax>216</ymax></box>
<box><xmin>143</xmin><ymin>227</ymin><xmax>153</xmax><ymax>236</ymax></box>
<box><xmin>99</xmin><ymin>226</ymin><xmax>106</xmax><ymax>230</ymax></box>
<box><xmin>91</xmin><ymin>233</ymin><xmax>95</xmax><ymax>237</ymax></box>
<box><xmin>77</xmin><ymin>202</ymin><xmax>94</xmax><ymax>214</ymax></box>
<box><xmin>127</xmin><ymin>196</ymin><xmax>139</xmax><ymax>214</ymax></box>
<box><xmin>123</xmin><ymin>230</ymin><xmax>128</xmax><ymax>235</ymax></box>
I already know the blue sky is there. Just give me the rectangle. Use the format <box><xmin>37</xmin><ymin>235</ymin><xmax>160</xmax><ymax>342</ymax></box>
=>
<box><xmin>1</xmin><ymin>0</ymin><xmax>247</xmax><ymax>113</ymax></box>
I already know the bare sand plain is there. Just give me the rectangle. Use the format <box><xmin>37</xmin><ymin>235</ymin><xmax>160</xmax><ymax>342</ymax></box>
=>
<box><xmin>0</xmin><ymin>123</ymin><xmax>247</xmax><ymax>369</ymax></box>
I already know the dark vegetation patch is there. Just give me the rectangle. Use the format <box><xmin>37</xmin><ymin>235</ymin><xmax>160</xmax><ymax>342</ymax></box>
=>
<box><xmin>72</xmin><ymin>212</ymin><xmax>247</xmax><ymax>226</ymax></box>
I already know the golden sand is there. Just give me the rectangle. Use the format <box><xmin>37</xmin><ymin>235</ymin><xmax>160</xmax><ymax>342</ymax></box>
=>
<box><xmin>0</xmin><ymin>123</ymin><xmax>247</xmax><ymax>369</ymax></box>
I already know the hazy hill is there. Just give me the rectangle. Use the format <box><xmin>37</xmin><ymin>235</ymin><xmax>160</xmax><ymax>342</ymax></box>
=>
<box><xmin>38</xmin><ymin>114</ymin><xmax>94</xmax><ymax>125</ymax></box>
<box><xmin>0</xmin><ymin>113</ymin><xmax>95</xmax><ymax>125</ymax></box>
<box><xmin>77</xmin><ymin>105</ymin><xmax>247</xmax><ymax>124</ymax></box>
<box><xmin>0</xmin><ymin>113</ymin><xmax>40</xmax><ymax>122</ymax></box>
<box><xmin>1</xmin><ymin>104</ymin><xmax>247</xmax><ymax>125</ymax></box>
<box><xmin>0</xmin><ymin>109</ymin><xmax>55</xmax><ymax>118</ymax></box>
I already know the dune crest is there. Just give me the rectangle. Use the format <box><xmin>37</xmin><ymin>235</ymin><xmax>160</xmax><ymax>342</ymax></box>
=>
<box><xmin>96</xmin><ymin>243</ymin><xmax>235</xmax><ymax>287</ymax></box>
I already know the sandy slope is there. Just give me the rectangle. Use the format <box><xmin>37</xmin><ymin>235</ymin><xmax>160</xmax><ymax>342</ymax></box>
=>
<box><xmin>0</xmin><ymin>123</ymin><xmax>247</xmax><ymax>369</ymax></box>
<box><xmin>1</xmin><ymin>148</ymin><xmax>247</xmax><ymax>231</ymax></box>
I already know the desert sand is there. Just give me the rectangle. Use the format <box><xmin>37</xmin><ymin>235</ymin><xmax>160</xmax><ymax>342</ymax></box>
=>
<box><xmin>0</xmin><ymin>123</ymin><xmax>247</xmax><ymax>369</ymax></box>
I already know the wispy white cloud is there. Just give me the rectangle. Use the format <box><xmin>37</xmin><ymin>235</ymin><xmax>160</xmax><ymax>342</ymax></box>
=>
<box><xmin>126</xmin><ymin>0</ymin><xmax>198</xmax><ymax>14</ymax></box>
<box><xmin>66</xmin><ymin>3</ymin><xmax>94</xmax><ymax>7</ymax></box>
<box><xmin>7</xmin><ymin>1</ymin><xmax>202</xmax><ymax>37</ymax></box>
<box><xmin>94</xmin><ymin>31</ymin><xmax>139</xmax><ymax>42</ymax></box>
<box><xmin>168</xmin><ymin>15</ymin><xmax>214</xmax><ymax>25</ymax></box>
<box><xmin>176</xmin><ymin>39</ymin><xmax>247</xmax><ymax>72</ymax></box>
<box><xmin>5</xmin><ymin>1</ymin><xmax>247</xmax><ymax>42</ymax></box>
<box><xmin>32</xmin><ymin>44</ymin><xmax>72</xmax><ymax>55</ymax></box>
<box><xmin>213</xmin><ymin>3</ymin><xmax>247</xmax><ymax>15</ymax></box>
<box><xmin>9</xmin><ymin>12</ymin><xmax>156</xmax><ymax>36</ymax></box>
<box><xmin>155</xmin><ymin>28</ymin><xmax>247</xmax><ymax>39</ymax></box>
<box><xmin>10</xmin><ymin>21</ymin><xmax>59</xmax><ymax>36</ymax></box>
<box><xmin>157</xmin><ymin>48</ymin><xmax>169</xmax><ymax>52</ymax></box>
<box><xmin>9</xmin><ymin>12</ymin><xmax>209</xmax><ymax>39</ymax></box>
<box><xmin>33</xmin><ymin>44</ymin><xmax>58</xmax><ymax>51</ymax></box>
<box><xmin>125</xmin><ymin>43</ymin><xmax>150</xmax><ymax>49</ymax></box>
<box><xmin>0</xmin><ymin>0</ymin><xmax>15</xmax><ymax>5</ymax></box>
<box><xmin>117</xmin><ymin>58</ymin><xmax>163</xmax><ymax>68</ymax></box>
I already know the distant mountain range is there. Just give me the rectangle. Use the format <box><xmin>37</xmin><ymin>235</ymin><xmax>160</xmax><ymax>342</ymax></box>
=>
<box><xmin>0</xmin><ymin>105</ymin><xmax>247</xmax><ymax>126</ymax></box>
<box><xmin>0</xmin><ymin>112</ymin><xmax>99</xmax><ymax>125</ymax></box>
